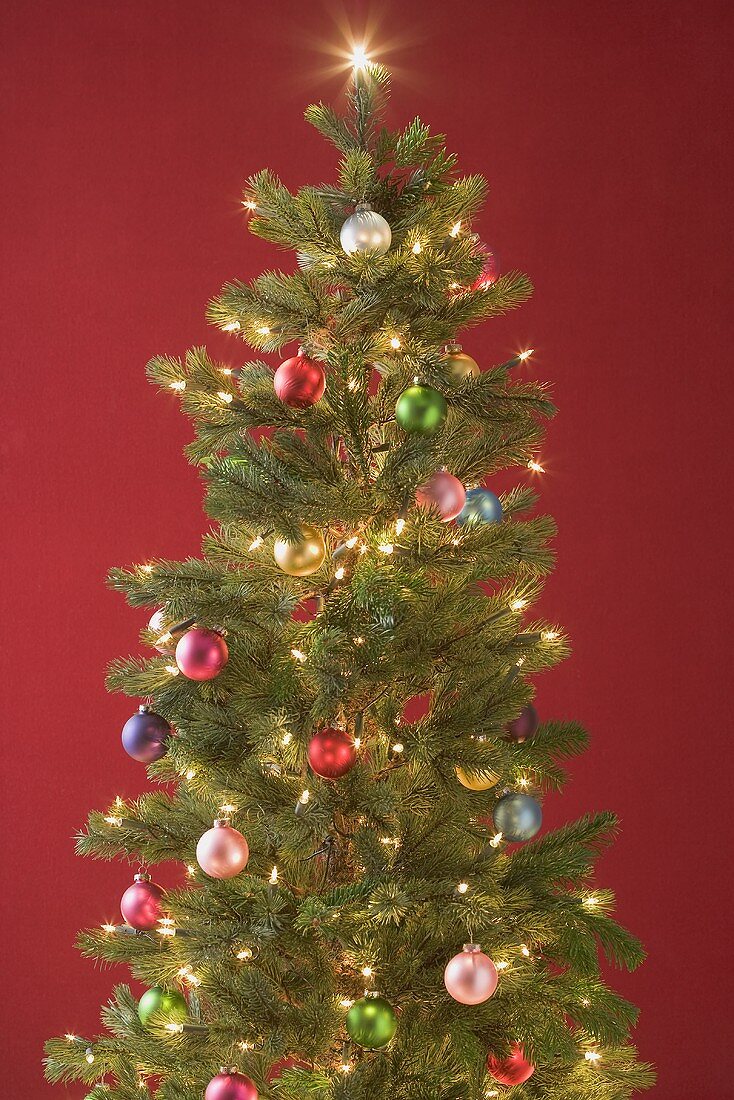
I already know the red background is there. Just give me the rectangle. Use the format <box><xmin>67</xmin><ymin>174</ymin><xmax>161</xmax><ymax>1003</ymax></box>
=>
<box><xmin>2</xmin><ymin>1</ymin><xmax>732</xmax><ymax>1095</ymax></box>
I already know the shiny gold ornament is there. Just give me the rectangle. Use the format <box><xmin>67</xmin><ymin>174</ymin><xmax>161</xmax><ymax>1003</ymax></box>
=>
<box><xmin>273</xmin><ymin>524</ymin><xmax>326</xmax><ymax>577</ymax></box>
<box><xmin>444</xmin><ymin>342</ymin><xmax>480</xmax><ymax>382</ymax></box>
<box><xmin>456</xmin><ymin>764</ymin><xmax>500</xmax><ymax>791</ymax></box>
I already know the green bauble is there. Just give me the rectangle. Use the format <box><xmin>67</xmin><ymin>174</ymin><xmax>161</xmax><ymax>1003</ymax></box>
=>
<box><xmin>346</xmin><ymin>995</ymin><xmax>397</xmax><ymax>1048</ymax></box>
<box><xmin>395</xmin><ymin>384</ymin><xmax>448</xmax><ymax>435</ymax></box>
<box><xmin>138</xmin><ymin>986</ymin><xmax>188</xmax><ymax>1029</ymax></box>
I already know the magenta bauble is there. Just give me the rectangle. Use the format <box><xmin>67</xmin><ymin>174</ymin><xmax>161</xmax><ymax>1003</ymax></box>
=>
<box><xmin>487</xmin><ymin>1043</ymin><xmax>535</xmax><ymax>1085</ymax></box>
<box><xmin>273</xmin><ymin>350</ymin><xmax>326</xmax><ymax>408</ymax></box>
<box><xmin>308</xmin><ymin>727</ymin><xmax>357</xmax><ymax>779</ymax></box>
<box><xmin>120</xmin><ymin>874</ymin><xmax>165</xmax><ymax>930</ymax></box>
<box><xmin>444</xmin><ymin>944</ymin><xmax>498</xmax><ymax>1005</ymax></box>
<box><xmin>205</xmin><ymin>1070</ymin><xmax>258</xmax><ymax>1100</ymax></box>
<box><xmin>415</xmin><ymin>470</ymin><xmax>466</xmax><ymax>522</ymax></box>
<box><xmin>505</xmin><ymin>703</ymin><xmax>539</xmax><ymax>743</ymax></box>
<box><xmin>196</xmin><ymin>820</ymin><xmax>249</xmax><ymax>879</ymax></box>
<box><xmin>175</xmin><ymin>627</ymin><xmax>228</xmax><ymax>681</ymax></box>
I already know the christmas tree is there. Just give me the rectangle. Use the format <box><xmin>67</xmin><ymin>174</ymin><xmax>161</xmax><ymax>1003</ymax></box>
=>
<box><xmin>45</xmin><ymin>58</ymin><xmax>653</xmax><ymax>1100</ymax></box>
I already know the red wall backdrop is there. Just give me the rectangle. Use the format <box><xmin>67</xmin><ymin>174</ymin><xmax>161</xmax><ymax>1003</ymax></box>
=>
<box><xmin>2</xmin><ymin>1</ymin><xmax>731</xmax><ymax>1095</ymax></box>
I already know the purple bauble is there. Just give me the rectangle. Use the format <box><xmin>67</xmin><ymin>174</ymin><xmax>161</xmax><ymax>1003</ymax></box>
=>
<box><xmin>444</xmin><ymin>944</ymin><xmax>498</xmax><ymax>1005</ymax></box>
<box><xmin>121</xmin><ymin>706</ymin><xmax>171</xmax><ymax>763</ymax></box>
<box><xmin>120</xmin><ymin>874</ymin><xmax>165</xmax><ymax>930</ymax></box>
<box><xmin>175</xmin><ymin>627</ymin><xmax>228</xmax><ymax>681</ymax></box>
<box><xmin>196</xmin><ymin>820</ymin><xmax>249</xmax><ymax>879</ymax></box>
<box><xmin>506</xmin><ymin>704</ymin><xmax>539</xmax><ymax>743</ymax></box>
<box><xmin>205</xmin><ymin>1071</ymin><xmax>258</xmax><ymax>1100</ymax></box>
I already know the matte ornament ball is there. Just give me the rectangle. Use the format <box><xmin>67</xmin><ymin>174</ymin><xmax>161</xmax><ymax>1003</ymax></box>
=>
<box><xmin>205</xmin><ymin>1071</ymin><xmax>258</xmax><ymax>1100</ymax></box>
<box><xmin>121</xmin><ymin>706</ymin><xmax>171</xmax><ymax>764</ymax></box>
<box><xmin>308</xmin><ymin>727</ymin><xmax>357</xmax><ymax>779</ymax></box>
<box><xmin>506</xmin><ymin>704</ymin><xmax>539</xmax><ymax>743</ymax></box>
<box><xmin>175</xmin><ymin>627</ymin><xmax>228</xmax><ymax>681</ymax></box>
<box><xmin>456</xmin><ymin>487</ymin><xmax>503</xmax><ymax>527</ymax></box>
<box><xmin>340</xmin><ymin>202</ymin><xmax>392</xmax><ymax>256</ymax></box>
<box><xmin>487</xmin><ymin>1044</ymin><xmax>535</xmax><ymax>1086</ymax></box>
<box><xmin>120</xmin><ymin>874</ymin><xmax>164</xmax><ymax>930</ymax></box>
<box><xmin>196</xmin><ymin>820</ymin><xmax>249</xmax><ymax>879</ymax></box>
<box><xmin>444</xmin><ymin>344</ymin><xmax>480</xmax><ymax>382</ymax></box>
<box><xmin>444</xmin><ymin>944</ymin><xmax>498</xmax><ymax>1005</ymax></box>
<box><xmin>416</xmin><ymin>470</ymin><xmax>466</xmax><ymax>522</ymax></box>
<box><xmin>273</xmin><ymin>525</ymin><xmax>326</xmax><ymax>577</ymax></box>
<box><xmin>493</xmin><ymin>792</ymin><xmax>542</xmax><ymax>842</ymax></box>
<box><xmin>395</xmin><ymin>384</ymin><xmax>448</xmax><ymax>436</ymax></box>
<box><xmin>137</xmin><ymin>986</ymin><xmax>188</xmax><ymax>1029</ymax></box>
<box><xmin>274</xmin><ymin>350</ymin><xmax>326</xmax><ymax>408</ymax></box>
<box><xmin>456</xmin><ymin>765</ymin><xmax>499</xmax><ymax>791</ymax></box>
<box><xmin>345</xmin><ymin>996</ymin><xmax>398</xmax><ymax>1048</ymax></box>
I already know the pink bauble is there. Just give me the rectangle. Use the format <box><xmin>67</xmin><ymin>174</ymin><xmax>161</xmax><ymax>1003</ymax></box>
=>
<box><xmin>308</xmin><ymin>727</ymin><xmax>357</xmax><ymax>779</ymax></box>
<box><xmin>120</xmin><ymin>875</ymin><xmax>165</xmax><ymax>930</ymax></box>
<box><xmin>444</xmin><ymin>944</ymin><xmax>498</xmax><ymax>1005</ymax></box>
<box><xmin>415</xmin><ymin>470</ymin><xmax>466</xmax><ymax>522</ymax></box>
<box><xmin>175</xmin><ymin>627</ymin><xmax>228</xmax><ymax>681</ymax></box>
<box><xmin>273</xmin><ymin>351</ymin><xmax>326</xmax><ymax>408</ymax></box>
<box><xmin>196</xmin><ymin>821</ymin><xmax>249</xmax><ymax>879</ymax></box>
<box><xmin>266</xmin><ymin>1057</ymin><xmax>309</xmax><ymax>1084</ymax></box>
<box><xmin>205</xmin><ymin>1071</ymin><xmax>258</xmax><ymax>1100</ymax></box>
<box><xmin>487</xmin><ymin>1043</ymin><xmax>535</xmax><ymax>1085</ymax></box>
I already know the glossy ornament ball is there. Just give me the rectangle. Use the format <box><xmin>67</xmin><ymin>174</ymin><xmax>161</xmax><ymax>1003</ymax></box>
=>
<box><xmin>273</xmin><ymin>525</ymin><xmax>326</xmax><ymax>577</ymax></box>
<box><xmin>395</xmin><ymin>384</ymin><xmax>448</xmax><ymax>436</ymax></box>
<box><xmin>138</xmin><ymin>986</ymin><xmax>188</xmax><ymax>1029</ymax></box>
<box><xmin>346</xmin><ymin>996</ymin><xmax>397</xmax><ymax>1048</ymax></box>
<box><xmin>444</xmin><ymin>344</ymin><xmax>480</xmax><ymax>382</ymax></box>
<box><xmin>493</xmin><ymin>792</ymin><xmax>542</xmax><ymax>842</ymax></box>
<box><xmin>444</xmin><ymin>944</ymin><xmax>498</xmax><ymax>1005</ymax></box>
<box><xmin>120</xmin><ymin>874</ymin><xmax>164</xmax><ymax>930</ymax></box>
<box><xmin>456</xmin><ymin>487</ymin><xmax>503</xmax><ymax>527</ymax></box>
<box><xmin>175</xmin><ymin>627</ymin><xmax>228</xmax><ymax>681</ymax></box>
<box><xmin>506</xmin><ymin>704</ymin><xmax>539</xmax><ymax>743</ymax></box>
<box><xmin>196</xmin><ymin>820</ymin><xmax>249</xmax><ymax>879</ymax></box>
<box><xmin>456</xmin><ymin>765</ymin><xmax>499</xmax><ymax>791</ymax></box>
<box><xmin>308</xmin><ymin>727</ymin><xmax>357</xmax><ymax>779</ymax></box>
<box><xmin>274</xmin><ymin>350</ymin><xmax>326</xmax><ymax>408</ymax></box>
<box><xmin>266</xmin><ymin>1058</ymin><xmax>309</xmax><ymax>1084</ymax></box>
<box><xmin>121</xmin><ymin>706</ymin><xmax>171</xmax><ymax>764</ymax></box>
<box><xmin>416</xmin><ymin>470</ymin><xmax>466</xmax><ymax>522</ymax></box>
<box><xmin>487</xmin><ymin>1044</ymin><xmax>535</xmax><ymax>1086</ymax></box>
<box><xmin>340</xmin><ymin>202</ymin><xmax>391</xmax><ymax>256</ymax></box>
<box><xmin>205</xmin><ymin>1071</ymin><xmax>258</xmax><ymax>1100</ymax></box>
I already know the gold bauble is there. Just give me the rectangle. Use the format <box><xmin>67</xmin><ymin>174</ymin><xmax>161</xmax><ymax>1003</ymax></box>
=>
<box><xmin>444</xmin><ymin>343</ymin><xmax>480</xmax><ymax>382</ymax></box>
<box><xmin>273</xmin><ymin>524</ymin><xmax>326</xmax><ymax>577</ymax></box>
<box><xmin>456</xmin><ymin>765</ymin><xmax>500</xmax><ymax>791</ymax></box>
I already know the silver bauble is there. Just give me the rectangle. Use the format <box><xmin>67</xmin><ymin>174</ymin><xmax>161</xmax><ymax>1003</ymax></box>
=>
<box><xmin>340</xmin><ymin>202</ymin><xmax>392</xmax><ymax>256</ymax></box>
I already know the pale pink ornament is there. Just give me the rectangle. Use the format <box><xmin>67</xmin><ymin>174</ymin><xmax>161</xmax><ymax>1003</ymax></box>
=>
<box><xmin>196</xmin><ymin>820</ymin><xmax>249</xmax><ymax>879</ymax></box>
<box><xmin>444</xmin><ymin>943</ymin><xmax>498</xmax><ymax>1005</ymax></box>
<box><xmin>415</xmin><ymin>470</ymin><xmax>466</xmax><ymax>522</ymax></box>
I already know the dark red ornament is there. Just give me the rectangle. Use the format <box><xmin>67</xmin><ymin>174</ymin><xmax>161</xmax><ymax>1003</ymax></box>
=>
<box><xmin>308</xmin><ymin>727</ymin><xmax>357</xmax><ymax>779</ymax></box>
<box><xmin>274</xmin><ymin>349</ymin><xmax>326</xmax><ymax>408</ymax></box>
<box><xmin>175</xmin><ymin>627</ymin><xmax>228</xmax><ymax>681</ymax></box>
<box><xmin>120</xmin><ymin>873</ymin><xmax>164</xmax><ymax>930</ymax></box>
<box><xmin>506</xmin><ymin>704</ymin><xmax>539</xmax><ymax>743</ymax></box>
<box><xmin>486</xmin><ymin>1043</ymin><xmax>535</xmax><ymax>1085</ymax></box>
<box><xmin>266</xmin><ymin>1057</ymin><xmax>309</xmax><ymax>1084</ymax></box>
<box><xmin>471</xmin><ymin>244</ymin><xmax>498</xmax><ymax>290</ymax></box>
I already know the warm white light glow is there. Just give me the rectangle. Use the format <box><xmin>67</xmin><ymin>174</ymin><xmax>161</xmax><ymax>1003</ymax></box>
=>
<box><xmin>353</xmin><ymin>737</ymin><xmax>362</xmax><ymax>749</ymax></box>
<box><xmin>101</xmin><ymin>923</ymin><xmax>117</xmax><ymax>934</ymax></box>
<box><xmin>217</xmin><ymin>391</ymin><xmax>233</xmax><ymax>404</ymax></box>
<box><xmin>236</xmin><ymin>947</ymin><xmax>254</xmax><ymax>961</ymax></box>
<box><xmin>85</xmin><ymin>1049</ymin><xmax>95</xmax><ymax>1064</ymax></box>
<box><xmin>186</xmin><ymin>864</ymin><xmax>197</xmax><ymax>877</ymax></box>
<box><xmin>165</xmin><ymin>664</ymin><xmax>180</xmax><ymax>676</ymax></box>
<box><xmin>583</xmin><ymin>895</ymin><xmax>599</xmax><ymax>908</ymax></box>
<box><xmin>585</xmin><ymin>1051</ymin><xmax>602</xmax><ymax>1063</ymax></box>
<box><xmin>221</xmin><ymin>321</ymin><xmax>240</xmax><ymax>332</ymax></box>
<box><xmin>542</xmin><ymin>629</ymin><xmax>559</xmax><ymax>641</ymax></box>
<box><xmin>456</xmin><ymin>882</ymin><xmax>469</xmax><ymax>894</ymax></box>
<box><xmin>511</xmin><ymin>597</ymin><xmax>527</xmax><ymax>611</ymax></box>
<box><xmin>282</xmin><ymin>732</ymin><xmax>293</xmax><ymax>746</ymax></box>
<box><xmin>389</xmin><ymin>336</ymin><xmax>401</xmax><ymax>349</ymax></box>
<box><xmin>220</xmin><ymin>802</ymin><xmax>236</xmax><ymax>815</ymax></box>
<box><xmin>291</xmin><ymin>648</ymin><xmax>307</xmax><ymax>662</ymax></box>
<box><xmin>495</xmin><ymin>960</ymin><xmax>510</xmax><ymax>971</ymax></box>
<box><xmin>256</xmin><ymin>325</ymin><xmax>271</xmax><ymax>335</ymax></box>
<box><xmin>353</xmin><ymin>635</ymin><xmax>365</xmax><ymax>645</ymax></box>
<box><xmin>378</xmin><ymin>543</ymin><xmax>394</xmax><ymax>555</ymax></box>
<box><xmin>517</xmin><ymin>776</ymin><xmax>530</xmax><ymax>789</ymax></box>
<box><xmin>528</xmin><ymin>458</ymin><xmax>545</xmax><ymax>473</ymax></box>
<box><xmin>520</xmin><ymin>944</ymin><xmax>531</xmax><ymax>957</ymax></box>
<box><xmin>450</xmin><ymin>221</ymin><xmax>462</xmax><ymax>237</ymax></box>
<box><xmin>345</xmin><ymin>535</ymin><xmax>359</xmax><ymax>548</ymax></box>
<box><xmin>248</xmin><ymin>535</ymin><xmax>264</xmax><ymax>551</ymax></box>
<box><xmin>269</xmin><ymin>865</ymin><xmax>279</xmax><ymax>885</ymax></box>
<box><xmin>104</xmin><ymin>815</ymin><xmax>122</xmax><ymax>827</ymax></box>
<box><xmin>243</xmin><ymin>199</ymin><xmax>257</xmax><ymax>211</ymax></box>
<box><xmin>361</xmin><ymin>966</ymin><xmax>374</xmax><ymax>978</ymax></box>
<box><xmin>169</xmin><ymin>380</ymin><xmax>186</xmax><ymax>392</ymax></box>
<box><xmin>299</xmin><ymin>789</ymin><xmax>310</xmax><ymax>805</ymax></box>
<box><xmin>65</xmin><ymin>1034</ymin><xmax>78</xmax><ymax>1043</ymax></box>
<box><xmin>392</xmin><ymin>742</ymin><xmax>404</xmax><ymax>753</ymax></box>
<box><xmin>185</xmin><ymin>768</ymin><xmax>196</xmax><ymax>781</ymax></box>
<box><xmin>339</xmin><ymin>997</ymin><xmax>354</xmax><ymax>1008</ymax></box>
<box><xmin>395</xmin><ymin>517</ymin><xmax>406</xmax><ymax>536</ymax></box>
<box><xmin>518</xmin><ymin>349</ymin><xmax>534</xmax><ymax>362</ymax></box>
<box><xmin>340</xmin><ymin>1063</ymin><xmax>353</xmax><ymax>1074</ymax></box>
<box><xmin>412</xmin><ymin>240</ymin><xmax>422</xmax><ymax>254</ymax></box>
<box><xmin>334</xmin><ymin>566</ymin><xmax>346</xmax><ymax>580</ymax></box>
<box><xmin>489</xmin><ymin>832</ymin><xmax>503</xmax><ymax>848</ymax></box>
<box><xmin>351</xmin><ymin>44</ymin><xmax>369</xmax><ymax>69</ymax></box>
<box><xmin>165</xmin><ymin>1023</ymin><xmax>184</xmax><ymax>1034</ymax></box>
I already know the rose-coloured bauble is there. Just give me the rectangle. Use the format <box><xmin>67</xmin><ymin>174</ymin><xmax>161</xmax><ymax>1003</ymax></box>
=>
<box><xmin>137</xmin><ymin>986</ymin><xmax>188</xmax><ymax>1029</ymax></box>
<box><xmin>196</xmin><ymin>820</ymin><xmax>249</xmax><ymax>879</ymax></box>
<box><xmin>273</xmin><ymin>350</ymin><xmax>326</xmax><ymax>408</ymax></box>
<box><xmin>345</xmin><ymin>996</ymin><xmax>397</xmax><ymax>1048</ymax></box>
<box><xmin>205</xmin><ymin>1070</ymin><xmax>258</xmax><ymax>1100</ymax></box>
<box><xmin>273</xmin><ymin>525</ymin><xmax>326</xmax><ymax>577</ymax></box>
<box><xmin>340</xmin><ymin>202</ymin><xmax>392</xmax><ymax>256</ymax></box>
<box><xmin>121</xmin><ymin>706</ymin><xmax>171</xmax><ymax>764</ymax></box>
<box><xmin>471</xmin><ymin>245</ymin><xmax>499</xmax><ymax>290</ymax></box>
<box><xmin>416</xmin><ymin>470</ymin><xmax>466</xmax><ymax>522</ymax></box>
<box><xmin>395</xmin><ymin>384</ymin><xmax>448</xmax><ymax>436</ymax></box>
<box><xmin>120</xmin><ymin>874</ymin><xmax>164</xmax><ymax>930</ymax></box>
<box><xmin>493</xmin><ymin>792</ymin><xmax>542</xmax><ymax>842</ymax></box>
<box><xmin>456</xmin><ymin>487</ymin><xmax>503</xmax><ymax>527</ymax></box>
<box><xmin>266</xmin><ymin>1058</ymin><xmax>309</xmax><ymax>1084</ymax></box>
<box><xmin>175</xmin><ymin>627</ymin><xmax>228</xmax><ymax>681</ymax></box>
<box><xmin>444</xmin><ymin>343</ymin><xmax>480</xmax><ymax>382</ymax></box>
<box><xmin>456</xmin><ymin>765</ymin><xmax>499</xmax><ymax>791</ymax></box>
<box><xmin>506</xmin><ymin>704</ymin><xmax>539</xmax><ymax>743</ymax></box>
<box><xmin>308</xmin><ymin>727</ymin><xmax>357</xmax><ymax>779</ymax></box>
<box><xmin>444</xmin><ymin>944</ymin><xmax>498</xmax><ymax>1005</ymax></box>
<box><xmin>487</xmin><ymin>1044</ymin><xmax>535</xmax><ymax>1086</ymax></box>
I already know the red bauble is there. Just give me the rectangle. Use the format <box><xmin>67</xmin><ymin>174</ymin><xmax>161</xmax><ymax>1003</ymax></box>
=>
<box><xmin>415</xmin><ymin>470</ymin><xmax>466</xmax><ymax>522</ymax></box>
<box><xmin>205</xmin><ymin>1071</ymin><xmax>258</xmax><ymax>1100</ymax></box>
<box><xmin>274</xmin><ymin>350</ymin><xmax>326</xmax><ymax>408</ymax></box>
<box><xmin>471</xmin><ymin>244</ymin><xmax>499</xmax><ymax>290</ymax></box>
<box><xmin>175</xmin><ymin>627</ymin><xmax>228</xmax><ymax>681</ymax></box>
<box><xmin>308</xmin><ymin>727</ymin><xmax>357</xmax><ymax>779</ymax></box>
<box><xmin>487</xmin><ymin>1044</ymin><xmax>535</xmax><ymax>1085</ymax></box>
<box><xmin>266</xmin><ymin>1058</ymin><xmax>309</xmax><ymax>1084</ymax></box>
<box><xmin>120</xmin><ymin>874</ymin><xmax>165</xmax><ymax>930</ymax></box>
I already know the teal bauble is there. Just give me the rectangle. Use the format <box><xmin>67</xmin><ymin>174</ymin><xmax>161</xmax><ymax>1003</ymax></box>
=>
<box><xmin>395</xmin><ymin>385</ymin><xmax>448</xmax><ymax>435</ymax></box>
<box><xmin>492</xmin><ymin>792</ymin><xmax>542</xmax><ymax>842</ymax></box>
<box><xmin>456</xmin><ymin>487</ymin><xmax>503</xmax><ymax>526</ymax></box>
<box><xmin>138</xmin><ymin>986</ymin><xmax>188</xmax><ymax>1029</ymax></box>
<box><xmin>345</xmin><ymin>995</ymin><xmax>398</xmax><ymax>1048</ymax></box>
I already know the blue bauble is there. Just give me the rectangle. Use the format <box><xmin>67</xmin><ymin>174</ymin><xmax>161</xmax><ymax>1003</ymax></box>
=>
<box><xmin>456</xmin><ymin>488</ymin><xmax>503</xmax><ymax>527</ymax></box>
<box><xmin>492</xmin><ymin>792</ymin><xmax>542</xmax><ymax>842</ymax></box>
<box><xmin>121</xmin><ymin>706</ymin><xmax>171</xmax><ymax>764</ymax></box>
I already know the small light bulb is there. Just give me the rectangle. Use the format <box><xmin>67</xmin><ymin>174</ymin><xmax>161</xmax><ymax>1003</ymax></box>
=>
<box><xmin>220</xmin><ymin>802</ymin><xmax>236</xmax><ymax>814</ymax></box>
<box><xmin>282</xmin><ymin>732</ymin><xmax>293</xmax><ymax>745</ymax></box>
<box><xmin>236</xmin><ymin>947</ymin><xmax>254</xmax><ymax>961</ymax></box>
<box><xmin>378</xmin><ymin>543</ymin><xmax>394</xmax><ymax>555</ymax></box>
<box><xmin>184</xmin><ymin>768</ymin><xmax>196</xmax><ymax>781</ymax></box>
<box><xmin>518</xmin><ymin>348</ymin><xmax>534</xmax><ymax>361</ymax></box>
<box><xmin>221</xmin><ymin>321</ymin><xmax>240</xmax><ymax>332</ymax></box>
<box><xmin>511</xmin><ymin>597</ymin><xmax>527</xmax><ymax>611</ymax></box>
<box><xmin>291</xmin><ymin>648</ymin><xmax>306</xmax><ymax>662</ymax></box>
<box><xmin>256</xmin><ymin>325</ymin><xmax>271</xmax><ymax>335</ymax></box>
<box><xmin>412</xmin><ymin>240</ymin><xmax>422</xmax><ymax>254</ymax></box>
<box><xmin>361</xmin><ymin>965</ymin><xmax>374</xmax><ymax>978</ymax></box>
<box><xmin>248</xmin><ymin>535</ymin><xmax>264</xmax><ymax>551</ymax></box>
<box><xmin>334</xmin><ymin>566</ymin><xmax>346</xmax><ymax>580</ymax></box>
<box><xmin>243</xmin><ymin>199</ymin><xmax>257</xmax><ymax>211</ymax></box>
<box><xmin>392</xmin><ymin>742</ymin><xmax>404</xmax><ymax>753</ymax></box>
<box><xmin>299</xmin><ymin>789</ymin><xmax>310</xmax><ymax>805</ymax></box>
<box><xmin>186</xmin><ymin>863</ymin><xmax>196</xmax><ymax>877</ymax></box>
<box><xmin>389</xmin><ymin>336</ymin><xmax>401</xmax><ymax>349</ymax></box>
<box><xmin>165</xmin><ymin>1022</ymin><xmax>184</xmax><ymax>1033</ymax></box>
<box><xmin>456</xmin><ymin>882</ymin><xmax>469</xmax><ymax>894</ymax></box>
<box><xmin>581</xmin><ymin>997</ymin><xmax>591</xmax><ymax>1006</ymax></box>
<box><xmin>520</xmin><ymin>944</ymin><xmax>531</xmax><ymax>957</ymax></box>
<box><xmin>269</xmin><ymin>866</ymin><xmax>279</xmax><ymax>885</ymax></box>
<box><xmin>104</xmin><ymin>815</ymin><xmax>122</xmax><ymax>827</ymax></box>
<box><xmin>542</xmin><ymin>629</ymin><xmax>559</xmax><ymax>641</ymax></box>
<box><xmin>64</xmin><ymin>1034</ymin><xmax>78</xmax><ymax>1043</ymax></box>
<box><xmin>140</xmin><ymin>564</ymin><xmax>154</xmax><ymax>573</ymax></box>
<box><xmin>517</xmin><ymin>776</ymin><xmax>530</xmax><ymax>789</ymax></box>
<box><xmin>339</xmin><ymin>997</ymin><xmax>354</xmax><ymax>1008</ymax></box>
<box><xmin>345</xmin><ymin>535</ymin><xmax>359</xmax><ymax>548</ymax></box>
<box><xmin>238</xmin><ymin>1039</ymin><xmax>255</xmax><ymax>1052</ymax></box>
<box><xmin>351</xmin><ymin>44</ymin><xmax>369</xmax><ymax>69</ymax></box>
<box><xmin>165</xmin><ymin>664</ymin><xmax>180</xmax><ymax>676</ymax></box>
<box><xmin>353</xmin><ymin>737</ymin><xmax>362</xmax><ymax>749</ymax></box>
<box><xmin>395</xmin><ymin>517</ymin><xmax>406</xmax><ymax>535</ymax></box>
<box><xmin>353</xmin><ymin>636</ymin><xmax>365</xmax><ymax>645</ymax></box>
<box><xmin>340</xmin><ymin>1063</ymin><xmax>353</xmax><ymax>1074</ymax></box>
<box><xmin>85</xmin><ymin>1049</ymin><xmax>95</xmax><ymax>1064</ymax></box>
<box><xmin>489</xmin><ymin>832</ymin><xmax>503</xmax><ymax>848</ymax></box>
<box><xmin>528</xmin><ymin>458</ymin><xmax>545</xmax><ymax>473</ymax></box>
<box><xmin>217</xmin><ymin>391</ymin><xmax>233</xmax><ymax>404</ymax></box>
<box><xmin>450</xmin><ymin>221</ymin><xmax>462</xmax><ymax>237</ymax></box>
<box><xmin>169</xmin><ymin>380</ymin><xmax>186</xmax><ymax>391</ymax></box>
<box><xmin>583</xmin><ymin>895</ymin><xmax>599</xmax><ymax>908</ymax></box>
<box><xmin>585</xmin><ymin>1051</ymin><xmax>601</xmax><ymax>1063</ymax></box>
<box><xmin>101</xmin><ymin>923</ymin><xmax>117</xmax><ymax>934</ymax></box>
